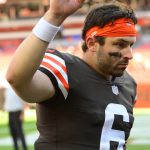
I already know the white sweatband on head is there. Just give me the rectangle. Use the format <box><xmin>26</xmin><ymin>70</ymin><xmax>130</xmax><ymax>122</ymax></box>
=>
<box><xmin>32</xmin><ymin>17</ymin><xmax>61</xmax><ymax>42</ymax></box>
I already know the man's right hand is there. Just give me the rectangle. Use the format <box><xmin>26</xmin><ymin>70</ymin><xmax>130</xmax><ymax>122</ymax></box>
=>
<box><xmin>44</xmin><ymin>0</ymin><xmax>86</xmax><ymax>26</ymax></box>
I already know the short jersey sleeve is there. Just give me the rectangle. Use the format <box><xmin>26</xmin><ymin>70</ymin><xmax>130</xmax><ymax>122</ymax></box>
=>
<box><xmin>39</xmin><ymin>49</ymin><xmax>69</xmax><ymax>99</ymax></box>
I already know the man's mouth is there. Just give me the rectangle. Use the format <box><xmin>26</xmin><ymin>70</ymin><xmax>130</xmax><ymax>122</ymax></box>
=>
<box><xmin>118</xmin><ymin>63</ymin><xmax>128</xmax><ymax>69</ymax></box>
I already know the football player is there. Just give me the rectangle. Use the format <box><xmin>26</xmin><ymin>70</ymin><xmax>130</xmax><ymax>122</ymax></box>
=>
<box><xmin>6</xmin><ymin>0</ymin><xmax>137</xmax><ymax>149</ymax></box>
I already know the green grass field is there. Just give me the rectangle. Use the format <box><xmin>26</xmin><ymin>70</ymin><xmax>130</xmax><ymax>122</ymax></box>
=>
<box><xmin>0</xmin><ymin>120</ymin><xmax>36</xmax><ymax>138</ymax></box>
<box><xmin>0</xmin><ymin>109</ymin><xmax>37</xmax><ymax>138</ymax></box>
<box><xmin>0</xmin><ymin>109</ymin><xmax>37</xmax><ymax>150</ymax></box>
<box><xmin>0</xmin><ymin>108</ymin><xmax>150</xmax><ymax>150</ymax></box>
<box><xmin>0</xmin><ymin>145</ymin><xmax>34</xmax><ymax>150</ymax></box>
<box><xmin>127</xmin><ymin>145</ymin><xmax>150</xmax><ymax>150</ymax></box>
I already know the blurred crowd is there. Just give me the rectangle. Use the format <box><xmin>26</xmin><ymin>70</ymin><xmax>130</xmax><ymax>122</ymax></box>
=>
<box><xmin>0</xmin><ymin>0</ymin><xmax>150</xmax><ymax>21</ymax></box>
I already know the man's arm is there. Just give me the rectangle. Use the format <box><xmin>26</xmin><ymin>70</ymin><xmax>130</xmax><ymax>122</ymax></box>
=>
<box><xmin>6</xmin><ymin>0</ymin><xmax>85</xmax><ymax>103</ymax></box>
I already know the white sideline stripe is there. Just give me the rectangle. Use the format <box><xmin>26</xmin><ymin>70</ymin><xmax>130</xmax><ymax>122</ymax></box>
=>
<box><xmin>0</xmin><ymin>132</ymin><xmax>39</xmax><ymax>146</ymax></box>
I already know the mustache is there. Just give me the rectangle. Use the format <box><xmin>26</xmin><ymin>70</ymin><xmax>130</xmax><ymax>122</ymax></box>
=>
<box><xmin>108</xmin><ymin>52</ymin><xmax>130</xmax><ymax>65</ymax></box>
<box><xmin>117</xmin><ymin>59</ymin><xmax>129</xmax><ymax>65</ymax></box>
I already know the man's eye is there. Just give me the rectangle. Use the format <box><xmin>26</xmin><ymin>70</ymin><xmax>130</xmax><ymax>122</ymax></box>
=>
<box><xmin>117</xmin><ymin>43</ymin><xmax>126</xmax><ymax>48</ymax></box>
<box><xmin>112</xmin><ymin>42</ymin><xmax>128</xmax><ymax>48</ymax></box>
<box><xmin>118</xmin><ymin>43</ymin><xmax>126</xmax><ymax>47</ymax></box>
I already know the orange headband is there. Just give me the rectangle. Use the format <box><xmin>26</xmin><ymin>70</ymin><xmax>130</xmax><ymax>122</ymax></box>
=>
<box><xmin>85</xmin><ymin>18</ymin><xmax>136</xmax><ymax>40</ymax></box>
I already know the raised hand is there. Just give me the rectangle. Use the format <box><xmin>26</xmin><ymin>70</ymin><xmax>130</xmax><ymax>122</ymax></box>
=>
<box><xmin>45</xmin><ymin>0</ymin><xmax>85</xmax><ymax>25</ymax></box>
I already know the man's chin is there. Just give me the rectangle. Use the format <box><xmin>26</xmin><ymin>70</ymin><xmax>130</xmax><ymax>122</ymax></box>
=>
<box><xmin>112</xmin><ymin>70</ymin><xmax>124</xmax><ymax>77</ymax></box>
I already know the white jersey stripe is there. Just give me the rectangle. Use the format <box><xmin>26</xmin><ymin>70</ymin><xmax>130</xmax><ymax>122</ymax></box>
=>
<box><xmin>40</xmin><ymin>53</ymin><xmax>69</xmax><ymax>99</ymax></box>
<box><xmin>46</xmin><ymin>53</ymin><xmax>65</xmax><ymax>66</ymax></box>
<box><xmin>43</xmin><ymin>58</ymin><xmax>68</xmax><ymax>83</ymax></box>
<box><xmin>40</xmin><ymin>64</ymin><xmax>68</xmax><ymax>99</ymax></box>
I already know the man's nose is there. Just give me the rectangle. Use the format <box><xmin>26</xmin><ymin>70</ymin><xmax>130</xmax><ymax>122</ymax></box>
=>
<box><xmin>122</xmin><ymin>46</ymin><xmax>133</xmax><ymax>60</ymax></box>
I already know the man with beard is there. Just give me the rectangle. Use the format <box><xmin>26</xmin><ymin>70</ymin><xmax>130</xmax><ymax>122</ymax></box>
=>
<box><xmin>6</xmin><ymin>0</ymin><xmax>137</xmax><ymax>149</ymax></box>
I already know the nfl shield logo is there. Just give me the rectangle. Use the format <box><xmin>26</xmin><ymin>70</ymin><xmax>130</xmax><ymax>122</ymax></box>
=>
<box><xmin>112</xmin><ymin>85</ymin><xmax>119</xmax><ymax>95</ymax></box>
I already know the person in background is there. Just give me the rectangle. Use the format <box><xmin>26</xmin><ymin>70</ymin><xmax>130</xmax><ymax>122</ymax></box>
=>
<box><xmin>6</xmin><ymin>0</ymin><xmax>137</xmax><ymax>149</ymax></box>
<box><xmin>0</xmin><ymin>82</ymin><xmax>28</xmax><ymax>150</ymax></box>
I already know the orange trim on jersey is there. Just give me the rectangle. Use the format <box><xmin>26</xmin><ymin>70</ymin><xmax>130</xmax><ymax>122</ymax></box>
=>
<box><xmin>86</xmin><ymin>18</ymin><xmax>136</xmax><ymax>40</ymax></box>
<box><xmin>44</xmin><ymin>55</ymin><xmax>67</xmax><ymax>73</ymax></box>
<box><xmin>41</xmin><ymin>61</ymin><xmax>69</xmax><ymax>92</ymax></box>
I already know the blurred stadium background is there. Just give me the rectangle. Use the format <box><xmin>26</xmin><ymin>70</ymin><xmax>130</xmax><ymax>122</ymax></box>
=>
<box><xmin>0</xmin><ymin>0</ymin><xmax>150</xmax><ymax>149</ymax></box>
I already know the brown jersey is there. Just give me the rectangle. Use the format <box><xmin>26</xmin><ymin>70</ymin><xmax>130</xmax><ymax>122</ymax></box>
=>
<box><xmin>35</xmin><ymin>49</ymin><xmax>137</xmax><ymax>150</ymax></box>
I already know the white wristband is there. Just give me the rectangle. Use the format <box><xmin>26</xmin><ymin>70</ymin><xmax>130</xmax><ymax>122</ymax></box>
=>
<box><xmin>32</xmin><ymin>17</ymin><xmax>61</xmax><ymax>42</ymax></box>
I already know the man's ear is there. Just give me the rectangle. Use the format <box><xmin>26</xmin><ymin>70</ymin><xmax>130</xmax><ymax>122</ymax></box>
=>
<box><xmin>86</xmin><ymin>37</ymin><xmax>97</xmax><ymax>52</ymax></box>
